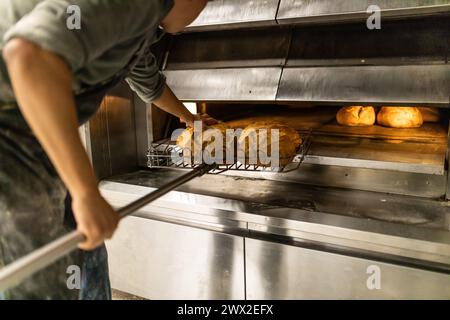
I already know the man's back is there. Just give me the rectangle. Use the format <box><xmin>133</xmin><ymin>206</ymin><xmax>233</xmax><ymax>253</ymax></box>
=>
<box><xmin>0</xmin><ymin>0</ymin><xmax>174</xmax><ymax>105</ymax></box>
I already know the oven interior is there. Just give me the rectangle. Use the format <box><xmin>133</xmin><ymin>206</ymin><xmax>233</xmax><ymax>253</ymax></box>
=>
<box><xmin>140</xmin><ymin>16</ymin><xmax>450</xmax><ymax>199</ymax></box>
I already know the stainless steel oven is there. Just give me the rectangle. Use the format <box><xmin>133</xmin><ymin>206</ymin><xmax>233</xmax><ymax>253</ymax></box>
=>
<box><xmin>81</xmin><ymin>0</ymin><xmax>450</xmax><ymax>299</ymax></box>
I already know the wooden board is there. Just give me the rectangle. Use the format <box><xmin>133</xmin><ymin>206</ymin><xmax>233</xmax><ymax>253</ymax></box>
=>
<box><xmin>225</xmin><ymin>107</ymin><xmax>338</xmax><ymax>130</ymax></box>
<box><xmin>315</xmin><ymin>121</ymin><xmax>448</xmax><ymax>143</ymax></box>
<box><xmin>223</xmin><ymin>106</ymin><xmax>448</xmax><ymax>144</ymax></box>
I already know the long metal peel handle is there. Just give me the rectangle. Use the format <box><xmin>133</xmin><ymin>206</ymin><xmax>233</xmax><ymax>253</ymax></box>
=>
<box><xmin>0</xmin><ymin>164</ymin><xmax>215</xmax><ymax>292</ymax></box>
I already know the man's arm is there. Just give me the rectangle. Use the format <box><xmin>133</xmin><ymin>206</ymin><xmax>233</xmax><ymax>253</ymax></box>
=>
<box><xmin>3</xmin><ymin>39</ymin><xmax>119</xmax><ymax>250</ymax></box>
<box><xmin>126</xmin><ymin>51</ymin><xmax>216</xmax><ymax>128</ymax></box>
<box><xmin>153</xmin><ymin>85</ymin><xmax>195</xmax><ymax>126</ymax></box>
<box><xmin>153</xmin><ymin>84</ymin><xmax>218</xmax><ymax>127</ymax></box>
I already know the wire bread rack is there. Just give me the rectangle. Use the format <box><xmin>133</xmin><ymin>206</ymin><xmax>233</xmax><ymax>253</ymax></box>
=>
<box><xmin>147</xmin><ymin>130</ymin><xmax>312</xmax><ymax>174</ymax></box>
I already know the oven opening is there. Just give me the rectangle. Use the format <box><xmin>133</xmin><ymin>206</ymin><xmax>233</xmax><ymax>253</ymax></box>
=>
<box><xmin>151</xmin><ymin>103</ymin><xmax>449</xmax><ymax>178</ymax></box>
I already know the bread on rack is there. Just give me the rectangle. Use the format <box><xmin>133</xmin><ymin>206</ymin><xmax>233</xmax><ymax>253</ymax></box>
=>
<box><xmin>176</xmin><ymin>122</ymin><xmax>230</xmax><ymax>164</ymax></box>
<box><xmin>237</xmin><ymin>122</ymin><xmax>302</xmax><ymax>168</ymax></box>
<box><xmin>336</xmin><ymin>106</ymin><xmax>376</xmax><ymax>127</ymax></box>
<box><xmin>377</xmin><ymin>107</ymin><xmax>423</xmax><ymax>128</ymax></box>
<box><xmin>418</xmin><ymin>107</ymin><xmax>441</xmax><ymax>123</ymax></box>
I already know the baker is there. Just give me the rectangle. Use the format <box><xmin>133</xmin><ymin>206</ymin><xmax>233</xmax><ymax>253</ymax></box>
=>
<box><xmin>0</xmin><ymin>0</ymin><xmax>209</xmax><ymax>299</ymax></box>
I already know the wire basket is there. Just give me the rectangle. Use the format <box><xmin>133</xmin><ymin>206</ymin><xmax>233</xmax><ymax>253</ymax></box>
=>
<box><xmin>147</xmin><ymin>130</ymin><xmax>312</xmax><ymax>174</ymax></box>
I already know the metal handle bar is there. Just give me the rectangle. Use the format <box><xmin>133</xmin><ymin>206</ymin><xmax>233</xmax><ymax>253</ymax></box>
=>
<box><xmin>0</xmin><ymin>164</ymin><xmax>215</xmax><ymax>292</ymax></box>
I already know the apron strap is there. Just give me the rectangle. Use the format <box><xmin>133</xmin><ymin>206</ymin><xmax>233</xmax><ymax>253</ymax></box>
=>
<box><xmin>0</xmin><ymin>56</ymin><xmax>10</xmax><ymax>84</ymax></box>
<box><xmin>0</xmin><ymin>53</ymin><xmax>16</xmax><ymax>106</ymax></box>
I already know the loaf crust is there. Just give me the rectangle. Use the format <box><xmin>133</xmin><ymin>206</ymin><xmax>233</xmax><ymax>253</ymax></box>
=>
<box><xmin>336</xmin><ymin>106</ymin><xmax>376</xmax><ymax>127</ymax></box>
<box><xmin>176</xmin><ymin>123</ymin><xmax>230</xmax><ymax>163</ymax></box>
<box><xmin>237</xmin><ymin>122</ymin><xmax>302</xmax><ymax>167</ymax></box>
<box><xmin>418</xmin><ymin>107</ymin><xmax>441</xmax><ymax>123</ymax></box>
<box><xmin>377</xmin><ymin>107</ymin><xmax>423</xmax><ymax>128</ymax></box>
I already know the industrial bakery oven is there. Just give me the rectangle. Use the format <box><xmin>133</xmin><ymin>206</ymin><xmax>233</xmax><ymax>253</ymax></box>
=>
<box><xmin>81</xmin><ymin>1</ymin><xmax>450</xmax><ymax>299</ymax></box>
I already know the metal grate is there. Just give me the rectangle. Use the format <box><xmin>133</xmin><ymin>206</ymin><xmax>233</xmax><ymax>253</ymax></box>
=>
<box><xmin>147</xmin><ymin>130</ymin><xmax>312</xmax><ymax>174</ymax></box>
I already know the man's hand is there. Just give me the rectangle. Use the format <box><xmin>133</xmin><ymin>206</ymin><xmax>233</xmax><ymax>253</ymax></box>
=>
<box><xmin>152</xmin><ymin>84</ymin><xmax>219</xmax><ymax>128</ymax></box>
<box><xmin>72</xmin><ymin>191</ymin><xmax>119</xmax><ymax>250</ymax></box>
<box><xmin>153</xmin><ymin>85</ymin><xmax>216</xmax><ymax>127</ymax></box>
<box><xmin>187</xmin><ymin>113</ymin><xmax>218</xmax><ymax>128</ymax></box>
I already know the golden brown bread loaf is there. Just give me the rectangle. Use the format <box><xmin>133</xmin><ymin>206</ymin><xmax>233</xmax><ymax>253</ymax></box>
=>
<box><xmin>418</xmin><ymin>107</ymin><xmax>441</xmax><ymax>123</ymax></box>
<box><xmin>237</xmin><ymin>122</ymin><xmax>302</xmax><ymax>167</ymax></box>
<box><xmin>377</xmin><ymin>107</ymin><xmax>423</xmax><ymax>128</ymax></box>
<box><xmin>336</xmin><ymin>106</ymin><xmax>376</xmax><ymax>127</ymax></box>
<box><xmin>237</xmin><ymin>121</ymin><xmax>303</xmax><ymax>150</ymax></box>
<box><xmin>176</xmin><ymin>123</ymin><xmax>230</xmax><ymax>163</ymax></box>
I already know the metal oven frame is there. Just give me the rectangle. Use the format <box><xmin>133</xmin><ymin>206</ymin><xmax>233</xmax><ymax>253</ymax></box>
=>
<box><xmin>81</xmin><ymin>1</ymin><xmax>450</xmax><ymax>299</ymax></box>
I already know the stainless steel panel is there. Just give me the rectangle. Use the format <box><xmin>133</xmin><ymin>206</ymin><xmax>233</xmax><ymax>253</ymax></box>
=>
<box><xmin>86</xmin><ymin>83</ymin><xmax>138</xmax><ymax>179</ymax></box>
<box><xmin>246</xmin><ymin>238</ymin><xmax>450</xmax><ymax>299</ymax></box>
<box><xmin>133</xmin><ymin>95</ymin><xmax>153</xmax><ymax>168</ymax></box>
<box><xmin>104</xmin><ymin>188</ymin><xmax>248</xmax><ymax>235</ymax></box>
<box><xmin>166</xmin><ymin>28</ymin><xmax>291</xmax><ymax>70</ymax></box>
<box><xmin>145</xmin><ymin>140</ymin><xmax>448</xmax><ymax>196</ymax></box>
<box><xmin>447</xmin><ymin>172</ymin><xmax>450</xmax><ymax>200</ymax></box>
<box><xmin>248</xmin><ymin>220</ymin><xmax>450</xmax><ymax>267</ymax></box>
<box><xmin>304</xmin><ymin>135</ymin><xmax>447</xmax><ymax>175</ymax></box>
<box><xmin>100</xmin><ymin>171</ymin><xmax>450</xmax><ymax>266</ymax></box>
<box><xmin>304</xmin><ymin>157</ymin><xmax>443</xmax><ymax>175</ymax></box>
<box><xmin>277</xmin><ymin>0</ymin><xmax>450</xmax><ymax>25</ymax></box>
<box><xmin>186</xmin><ymin>0</ymin><xmax>279</xmax><ymax>31</ymax></box>
<box><xmin>219</xmin><ymin>164</ymin><xmax>448</xmax><ymax>199</ymax></box>
<box><xmin>165</xmin><ymin>68</ymin><xmax>282</xmax><ymax>102</ymax></box>
<box><xmin>85</xmin><ymin>106</ymin><xmax>110</xmax><ymax>179</ymax></box>
<box><xmin>79</xmin><ymin>125</ymin><xmax>89</xmax><ymax>156</ymax></box>
<box><xmin>286</xmin><ymin>18</ymin><xmax>449</xmax><ymax>67</ymax></box>
<box><xmin>277</xmin><ymin>65</ymin><xmax>450</xmax><ymax>106</ymax></box>
<box><xmin>106</xmin><ymin>216</ymin><xmax>245</xmax><ymax>300</ymax></box>
<box><xmin>447</xmin><ymin>124</ymin><xmax>450</xmax><ymax>200</ymax></box>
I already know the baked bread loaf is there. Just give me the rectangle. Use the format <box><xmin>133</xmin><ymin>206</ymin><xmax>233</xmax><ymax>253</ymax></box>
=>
<box><xmin>237</xmin><ymin>122</ymin><xmax>302</xmax><ymax>167</ymax></box>
<box><xmin>377</xmin><ymin>107</ymin><xmax>423</xmax><ymax>128</ymax></box>
<box><xmin>238</xmin><ymin>121</ymin><xmax>303</xmax><ymax>150</ymax></box>
<box><xmin>418</xmin><ymin>107</ymin><xmax>441</xmax><ymax>123</ymax></box>
<box><xmin>176</xmin><ymin>122</ymin><xmax>230</xmax><ymax>164</ymax></box>
<box><xmin>336</xmin><ymin>106</ymin><xmax>376</xmax><ymax>127</ymax></box>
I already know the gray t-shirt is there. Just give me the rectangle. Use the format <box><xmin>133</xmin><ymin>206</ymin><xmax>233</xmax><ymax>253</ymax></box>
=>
<box><xmin>0</xmin><ymin>0</ymin><xmax>174</xmax><ymax>104</ymax></box>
